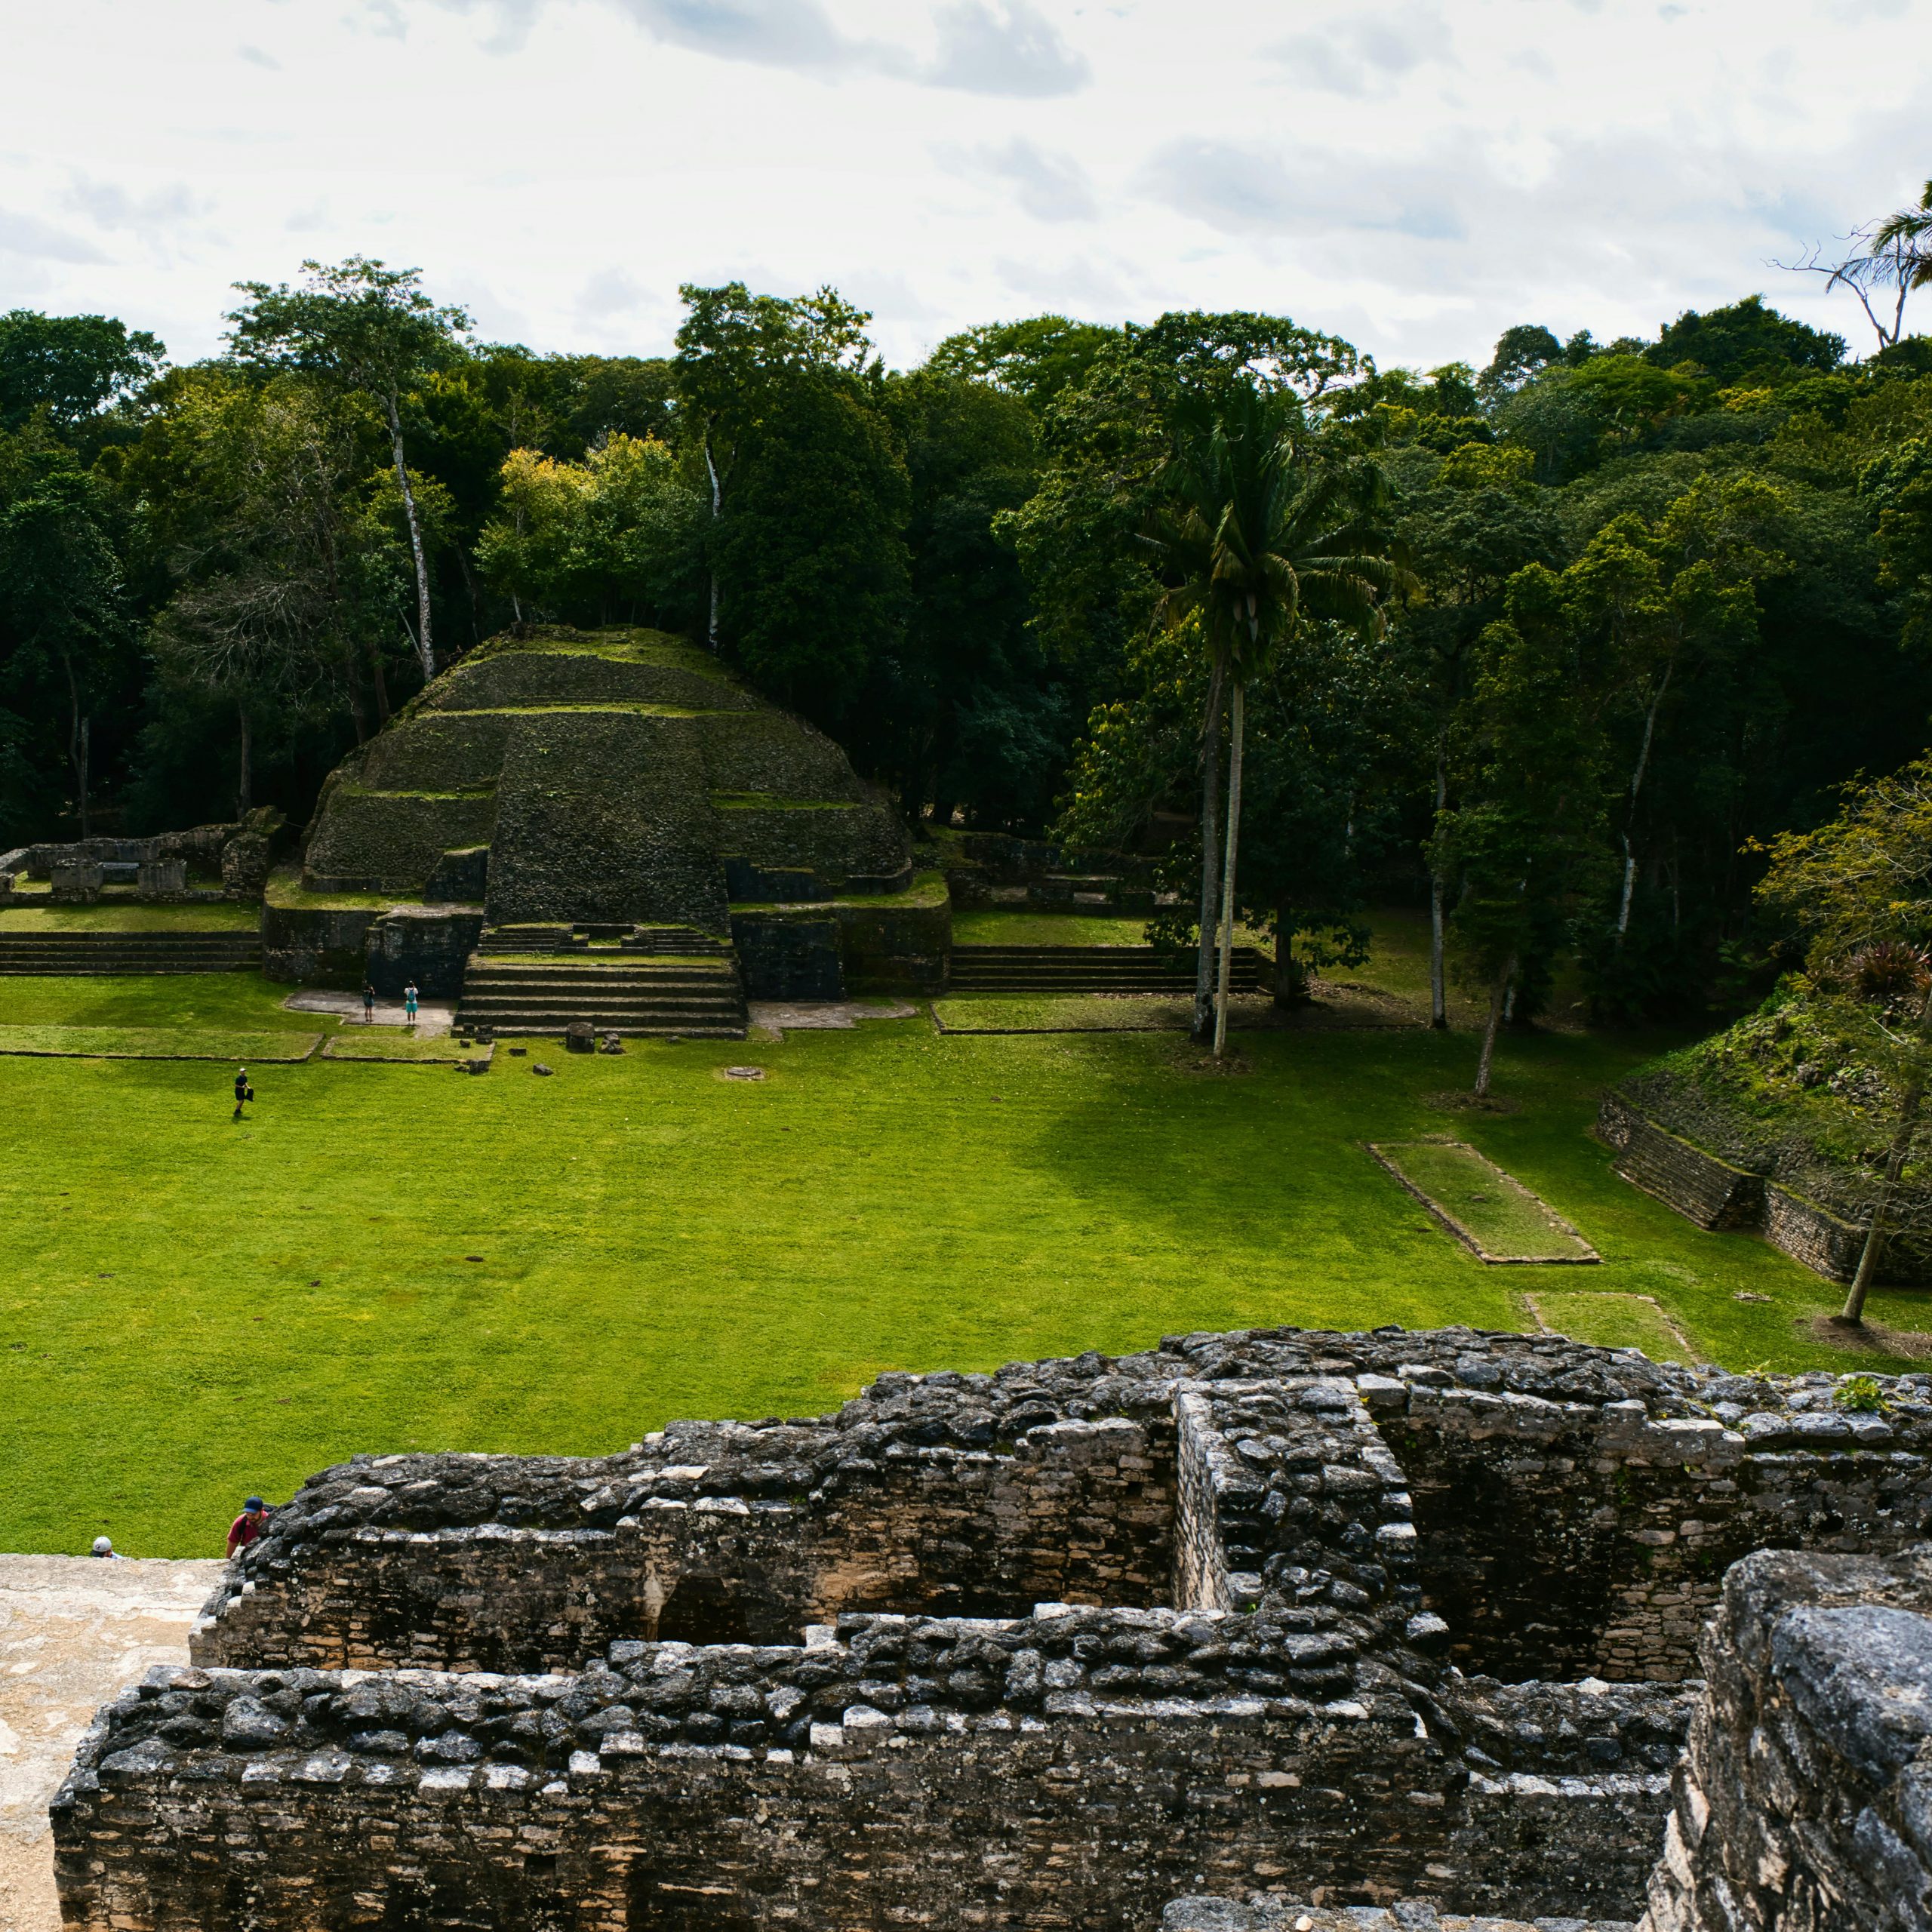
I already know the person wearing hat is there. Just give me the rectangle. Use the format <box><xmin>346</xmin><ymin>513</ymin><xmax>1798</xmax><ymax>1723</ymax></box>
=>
<box><xmin>226</xmin><ymin>1497</ymin><xmax>271</xmax><ymax>1557</ymax></box>
<box><xmin>91</xmin><ymin>1535</ymin><xmax>125</xmax><ymax>1560</ymax></box>
<box><xmin>232</xmin><ymin>1066</ymin><xmax>253</xmax><ymax>1121</ymax></box>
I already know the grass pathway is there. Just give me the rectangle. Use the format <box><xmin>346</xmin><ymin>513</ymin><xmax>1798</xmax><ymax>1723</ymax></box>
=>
<box><xmin>0</xmin><ymin>972</ymin><xmax>1915</xmax><ymax>1555</ymax></box>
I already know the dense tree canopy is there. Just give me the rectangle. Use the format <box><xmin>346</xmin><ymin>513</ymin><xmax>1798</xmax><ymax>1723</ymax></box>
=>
<box><xmin>5</xmin><ymin>229</ymin><xmax>1932</xmax><ymax>1026</ymax></box>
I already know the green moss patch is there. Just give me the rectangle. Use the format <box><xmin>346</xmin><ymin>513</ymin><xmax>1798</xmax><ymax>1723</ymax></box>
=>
<box><xmin>1371</xmin><ymin>1139</ymin><xmax>1598</xmax><ymax>1263</ymax></box>
<box><xmin>0</xmin><ymin>1026</ymin><xmax>320</xmax><ymax>1062</ymax></box>
<box><xmin>337</xmin><ymin>786</ymin><xmax>497</xmax><ymax>802</ymax></box>
<box><xmin>712</xmin><ymin>793</ymin><xmax>860</xmax><ymax>811</ymax></box>
<box><xmin>264</xmin><ymin>873</ymin><xmax>406</xmax><ymax>913</ymax></box>
<box><xmin>0</xmin><ymin>903</ymin><xmax>257</xmax><ymax>933</ymax></box>
<box><xmin>323</xmin><ymin>1032</ymin><xmax>492</xmax><ymax>1064</ymax></box>
<box><xmin>935</xmin><ymin>993</ymin><xmax>1198</xmax><ymax>1033</ymax></box>
<box><xmin>1527</xmin><ymin>1290</ymin><xmax>1695</xmax><ymax>1364</ymax></box>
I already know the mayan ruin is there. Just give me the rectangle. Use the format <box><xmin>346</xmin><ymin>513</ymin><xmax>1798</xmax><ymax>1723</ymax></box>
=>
<box><xmin>40</xmin><ymin>1325</ymin><xmax>1932</xmax><ymax>1929</ymax></box>
<box><xmin>8</xmin><ymin>11</ymin><xmax>1932</xmax><ymax>1930</ymax></box>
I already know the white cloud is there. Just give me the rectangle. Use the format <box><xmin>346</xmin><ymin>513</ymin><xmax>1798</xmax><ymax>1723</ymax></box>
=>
<box><xmin>1269</xmin><ymin>7</ymin><xmax>1454</xmax><ymax>96</ymax></box>
<box><xmin>2</xmin><ymin>0</ymin><xmax>1929</xmax><ymax>374</ymax></box>
<box><xmin>0</xmin><ymin>209</ymin><xmax>110</xmax><ymax>265</ymax></box>
<box><xmin>954</xmin><ymin>138</ymin><xmax>1099</xmax><ymax>221</ymax></box>
<box><xmin>924</xmin><ymin>1</ymin><xmax>1090</xmax><ymax>96</ymax></box>
<box><xmin>577</xmin><ymin>267</ymin><xmax>646</xmax><ymax>318</ymax></box>
<box><xmin>64</xmin><ymin>174</ymin><xmax>207</xmax><ymax>232</ymax></box>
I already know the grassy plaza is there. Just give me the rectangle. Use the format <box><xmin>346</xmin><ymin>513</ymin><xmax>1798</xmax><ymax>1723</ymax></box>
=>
<box><xmin>1</xmin><ymin>916</ymin><xmax>1921</xmax><ymax>1558</ymax></box>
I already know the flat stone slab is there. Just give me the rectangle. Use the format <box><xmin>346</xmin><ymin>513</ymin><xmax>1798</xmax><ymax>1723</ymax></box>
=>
<box><xmin>0</xmin><ymin>1555</ymin><xmax>223</xmax><ymax>1932</ymax></box>
<box><xmin>747</xmin><ymin>1000</ymin><xmax>915</xmax><ymax>1038</ymax></box>
<box><xmin>281</xmin><ymin>990</ymin><xmax>455</xmax><ymax>1035</ymax></box>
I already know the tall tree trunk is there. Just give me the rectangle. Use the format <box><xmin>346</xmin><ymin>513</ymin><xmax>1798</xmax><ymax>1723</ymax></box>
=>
<box><xmin>1616</xmin><ymin>668</ymin><xmax>1671</xmax><ymax>945</ymax></box>
<box><xmin>1274</xmin><ymin>900</ymin><xmax>1303</xmax><ymax>1008</ymax></box>
<box><xmin>343</xmin><ymin>654</ymin><xmax>369</xmax><ymax>746</ymax></box>
<box><xmin>1473</xmin><ymin>952</ymin><xmax>1517</xmax><ymax>1100</ymax></box>
<box><xmin>385</xmin><ymin>397</ymin><xmax>434</xmax><ymax>681</ymax></box>
<box><xmin>1843</xmin><ymin>990</ymin><xmax>1932</xmax><ymax>1323</ymax></box>
<box><xmin>1429</xmin><ymin>740</ymin><xmax>1448</xmax><ymax>1029</ymax></box>
<box><xmin>62</xmin><ymin>653</ymin><xmax>90</xmax><ymax>838</ymax></box>
<box><xmin>1193</xmin><ymin>660</ymin><xmax>1226</xmax><ymax>1044</ymax></box>
<box><xmin>1213</xmin><ymin>681</ymin><xmax>1247</xmax><ymax>1060</ymax></box>
<box><xmin>704</xmin><ymin>428</ymin><xmax>723</xmax><ymax>654</ymax></box>
<box><xmin>366</xmin><ymin>640</ymin><xmax>391</xmax><ymax>727</ymax></box>
<box><xmin>1844</xmin><ymin>1083</ymin><xmax>1923</xmax><ymax>1324</ymax></box>
<box><xmin>235</xmin><ymin>701</ymin><xmax>254</xmax><ymax>816</ymax></box>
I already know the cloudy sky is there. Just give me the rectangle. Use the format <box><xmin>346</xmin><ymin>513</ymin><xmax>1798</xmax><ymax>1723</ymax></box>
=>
<box><xmin>5</xmin><ymin>0</ymin><xmax>1929</xmax><ymax>375</ymax></box>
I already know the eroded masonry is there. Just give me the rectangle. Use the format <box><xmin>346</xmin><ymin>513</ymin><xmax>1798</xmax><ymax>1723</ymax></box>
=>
<box><xmin>52</xmin><ymin>1327</ymin><xmax>1932</xmax><ymax>1930</ymax></box>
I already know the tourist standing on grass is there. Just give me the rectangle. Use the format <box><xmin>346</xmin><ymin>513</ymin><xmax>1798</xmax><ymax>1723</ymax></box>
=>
<box><xmin>362</xmin><ymin>981</ymin><xmax>376</xmax><ymax>1023</ymax></box>
<box><xmin>404</xmin><ymin>981</ymin><xmax>419</xmax><ymax>1026</ymax></box>
<box><xmin>232</xmin><ymin>1066</ymin><xmax>251</xmax><ymax>1121</ymax></box>
<box><xmin>226</xmin><ymin>1497</ymin><xmax>271</xmax><ymax>1558</ymax></box>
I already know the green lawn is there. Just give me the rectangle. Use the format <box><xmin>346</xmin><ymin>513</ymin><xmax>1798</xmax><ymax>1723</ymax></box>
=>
<box><xmin>322</xmin><ymin>1031</ymin><xmax>490</xmax><ymax>1063</ymax></box>
<box><xmin>1527</xmin><ymin>1289</ymin><xmax>1695</xmax><ymax>1364</ymax></box>
<box><xmin>0</xmin><ymin>976</ymin><xmax>323</xmax><ymax>1030</ymax></box>
<box><xmin>1374</xmin><ymin>1140</ymin><xmax>1597</xmax><ymax>1262</ymax></box>
<box><xmin>0</xmin><ymin>900</ymin><xmax>258</xmax><ymax>931</ymax></box>
<box><xmin>934</xmin><ymin>992</ymin><xmax>1201</xmax><ymax>1032</ymax></box>
<box><xmin>950</xmin><ymin>907</ymin><xmax>1273</xmax><ymax>949</ymax></box>
<box><xmin>0</xmin><ymin>1026</ymin><xmax>320</xmax><ymax>1062</ymax></box>
<box><xmin>2</xmin><ymin>959</ymin><xmax>1927</xmax><ymax>1559</ymax></box>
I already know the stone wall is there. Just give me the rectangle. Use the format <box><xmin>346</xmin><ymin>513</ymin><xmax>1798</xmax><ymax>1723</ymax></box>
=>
<box><xmin>57</xmin><ymin>1617</ymin><xmax>1688</xmax><ymax>1929</ymax></box>
<box><xmin>1636</xmin><ymin>1544</ymin><xmax>1932</xmax><ymax>1931</ymax></box>
<box><xmin>57</xmin><ymin>1328</ymin><xmax>1932</xmax><ymax>1931</ymax></box>
<box><xmin>1599</xmin><ymin>1091</ymin><xmax>1932</xmax><ymax>1287</ymax></box>
<box><xmin>1384</xmin><ymin>1367</ymin><xmax>1932</xmax><ymax>1683</ymax></box>
<box><xmin>1598</xmin><ymin>1096</ymin><xmax>1765</xmax><ymax>1232</ymax></box>
<box><xmin>365</xmin><ymin>906</ymin><xmax>488</xmax><ymax>998</ymax></box>
<box><xmin>730</xmin><ymin>873</ymin><xmax>952</xmax><ymax>999</ymax></box>
<box><xmin>192</xmin><ymin>1411</ymin><xmax>1176</xmax><ymax>1674</ymax></box>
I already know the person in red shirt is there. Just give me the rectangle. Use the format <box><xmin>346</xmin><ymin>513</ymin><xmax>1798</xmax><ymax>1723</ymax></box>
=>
<box><xmin>226</xmin><ymin>1497</ymin><xmax>270</xmax><ymax>1558</ymax></box>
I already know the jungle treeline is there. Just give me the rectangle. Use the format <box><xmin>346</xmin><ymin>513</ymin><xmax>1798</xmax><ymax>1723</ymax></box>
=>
<box><xmin>3</xmin><ymin>256</ymin><xmax>1931</xmax><ymax>1020</ymax></box>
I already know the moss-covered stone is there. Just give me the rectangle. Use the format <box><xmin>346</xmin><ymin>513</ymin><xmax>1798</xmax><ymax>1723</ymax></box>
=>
<box><xmin>299</xmin><ymin>627</ymin><xmax>914</xmax><ymax>934</ymax></box>
<box><xmin>1608</xmin><ymin>990</ymin><xmax>1932</xmax><ymax>1281</ymax></box>
<box><xmin>731</xmin><ymin>872</ymin><xmax>951</xmax><ymax>997</ymax></box>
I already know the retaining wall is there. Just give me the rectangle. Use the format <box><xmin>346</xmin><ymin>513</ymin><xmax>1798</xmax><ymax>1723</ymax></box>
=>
<box><xmin>58</xmin><ymin>1327</ymin><xmax>1932</xmax><ymax>1931</ymax></box>
<box><xmin>1637</xmin><ymin>1544</ymin><xmax>1932</xmax><ymax>1931</ymax></box>
<box><xmin>1599</xmin><ymin>1092</ymin><xmax>1932</xmax><ymax>1285</ymax></box>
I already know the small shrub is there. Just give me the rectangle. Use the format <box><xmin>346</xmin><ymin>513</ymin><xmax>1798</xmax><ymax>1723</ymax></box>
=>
<box><xmin>1834</xmin><ymin>1375</ymin><xmax>1887</xmax><ymax>1413</ymax></box>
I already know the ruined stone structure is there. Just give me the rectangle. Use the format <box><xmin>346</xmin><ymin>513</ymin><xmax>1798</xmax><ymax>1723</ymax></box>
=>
<box><xmin>1597</xmin><ymin>1091</ymin><xmax>1931</xmax><ymax>1287</ymax></box>
<box><xmin>49</xmin><ymin>1327</ymin><xmax>1932</xmax><ymax>1929</ymax></box>
<box><xmin>262</xmin><ymin>626</ymin><xmax>946</xmax><ymax>1026</ymax></box>
<box><xmin>1636</xmin><ymin>1542</ymin><xmax>1932</xmax><ymax>1931</ymax></box>
<box><xmin>0</xmin><ymin>815</ymin><xmax>280</xmax><ymax>912</ymax></box>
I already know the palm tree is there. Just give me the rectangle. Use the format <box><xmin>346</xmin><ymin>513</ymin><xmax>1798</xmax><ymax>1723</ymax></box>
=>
<box><xmin>1782</xmin><ymin>178</ymin><xmax>1932</xmax><ymax>351</ymax></box>
<box><xmin>1146</xmin><ymin>389</ymin><xmax>1406</xmax><ymax>1055</ymax></box>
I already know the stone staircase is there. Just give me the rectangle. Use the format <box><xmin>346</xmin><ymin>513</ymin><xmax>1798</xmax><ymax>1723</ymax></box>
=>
<box><xmin>947</xmin><ymin>944</ymin><xmax>1266</xmax><ymax>994</ymax></box>
<box><xmin>0</xmin><ymin>929</ymin><xmax>263</xmax><ymax>974</ymax></box>
<box><xmin>458</xmin><ymin>926</ymin><xmax>747</xmax><ymax>1037</ymax></box>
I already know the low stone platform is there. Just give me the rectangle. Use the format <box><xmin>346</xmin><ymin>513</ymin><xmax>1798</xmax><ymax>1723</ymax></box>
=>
<box><xmin>48</xmin><ymin>1329</ymin><xmax>1932</xmax><ymax>1929</ymax></box>
<box><xmin>1164</xmin><ymin>1902</ymin><xmax>1635</xmax><ymax>1930</ymax></box>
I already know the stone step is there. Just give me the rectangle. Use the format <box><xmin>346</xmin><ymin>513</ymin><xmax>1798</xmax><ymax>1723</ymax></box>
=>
<box><xmin>457</xmin><ymin>998</ymin><xmax>748</xmax><ymax>1021</ymax></box>
<box><xmin>0</xmin><ymin>933</ymin><xmax>262</xmax><ymax>974</ymax></box>
<box><xmin>458</xmin><ymin>946</ymin><xmax>747</xmax><ymax>1038</ymax></box>
<box><xmin>481</xmin><ymin>1022</ymin><xmax>749</xmax><ymax>1039</ymax></box>
<box><xmin>948</xmin><ymin>944</ymin><xmax>1263</xmax><ymax>994</ymax></box>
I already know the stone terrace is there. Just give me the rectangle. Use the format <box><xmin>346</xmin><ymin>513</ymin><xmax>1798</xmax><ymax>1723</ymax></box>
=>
<box><xmin>51</xmin><ymin>1327</ymin><xmax>1932</xmax><ymax>1930</ymax></box>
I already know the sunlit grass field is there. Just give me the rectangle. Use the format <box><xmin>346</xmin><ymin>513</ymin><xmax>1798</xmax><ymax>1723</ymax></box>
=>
<box><xmin>0</xmin><ymin>917</ymin><xmax>1921</xmax><ymax>1557</ymax></box>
